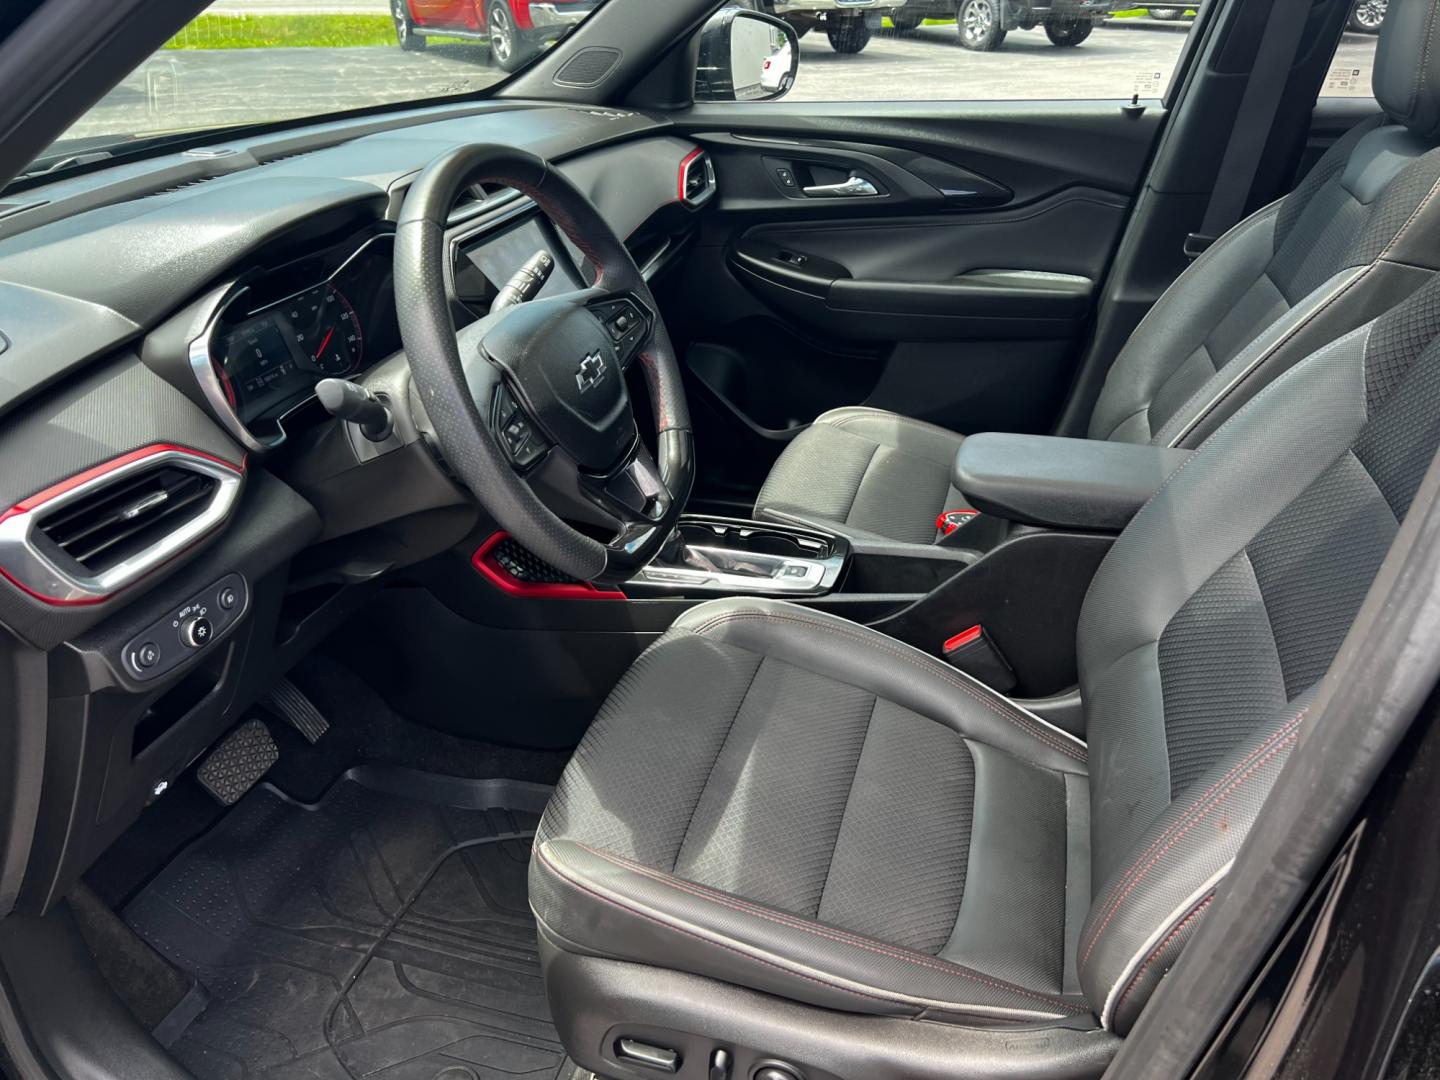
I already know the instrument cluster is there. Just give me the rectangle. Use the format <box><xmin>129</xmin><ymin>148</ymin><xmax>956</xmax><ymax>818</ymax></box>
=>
<box><xmin>203</xmin><ymin>232</ymin><xmax>400</xmax><ymax>440</ymax></box>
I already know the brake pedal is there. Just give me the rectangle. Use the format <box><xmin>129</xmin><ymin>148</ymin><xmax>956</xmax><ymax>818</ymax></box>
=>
<box><xmin>197</xmin><ymin>719</ymin><xmax>278</xmax><ymax>806</ymax></box>
<box><xmin>263</xmin><ymin>677</ymin><xmax>330</xmax><ymax>744</ymax></box>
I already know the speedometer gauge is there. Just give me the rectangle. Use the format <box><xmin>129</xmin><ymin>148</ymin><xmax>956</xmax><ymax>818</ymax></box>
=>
<box><xmin>288</xmin><ymin>283</ymin><xmax>363</xmax><ymax>376</ymax></box>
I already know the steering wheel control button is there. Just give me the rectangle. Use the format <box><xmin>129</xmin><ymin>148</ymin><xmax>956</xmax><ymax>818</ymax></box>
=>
<box><xmin>121</xmin><ymin>573</ymin><xmax>248</xmax><ymax>681</ymax></box>
<box><xmin>590</xmin><ymin>297</ymin><xmax>651</xmax><ymax>363</ymax></box>
<box><xmin>615</xmin><ymin>1038</ymin><xmax>680</xmax><ymax>1073</ymax></box>
<box><xmin>180</xmin><ymin>615</ymin><xmax>214</xmax><ymax>649</ymax></box>
<box><xmin>492</xmin><ymin>383</ymin><xmax>549</xmax><ymax>470</ymax></box>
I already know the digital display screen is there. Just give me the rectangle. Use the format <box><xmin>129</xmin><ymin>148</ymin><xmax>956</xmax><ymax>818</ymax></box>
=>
<box><xmin>455</xmin><ymin>216</ymin><xmax>585</xmax><ymax>313</ymax></box>
<box><xmin>211</xmin><ymin>234</ymin><xmax>398</xmax><ymax>430</ymax></box>
<box><xmin>221</xmin><ymin>313</ymin><xmax>304</xmax><ymax>421</ymax></box>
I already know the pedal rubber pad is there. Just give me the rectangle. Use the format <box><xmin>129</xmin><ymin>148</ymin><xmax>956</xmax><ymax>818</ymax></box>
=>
<box><xmin>197</xmin><ymin>719</ymin><xmax>278</xmax><ymax>806</ymax></box>
<box><xmin>264</xmin><ymin>677</ymin><xmax>329</xmax><ymax>744</ymax></box>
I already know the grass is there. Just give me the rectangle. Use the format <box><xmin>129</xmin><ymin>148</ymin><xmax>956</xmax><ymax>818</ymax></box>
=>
<box><xmin>170</xmin><ymin>8</ymin><xmax>1197</xmax><ymax>48</ymax></box>
<box><xmin>161</xmin><ymin>13</ymin><xmax>476</xmax><ymax>50</ymax></box>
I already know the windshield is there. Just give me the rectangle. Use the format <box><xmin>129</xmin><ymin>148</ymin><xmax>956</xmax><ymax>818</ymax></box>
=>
<box><xmin>27</xmin><ymin>0</ymin><xmax>605</xmax><ymax>177</ymax></box>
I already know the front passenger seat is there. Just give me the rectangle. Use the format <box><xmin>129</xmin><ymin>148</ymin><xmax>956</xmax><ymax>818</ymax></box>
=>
<box><xmin>531</xmin><ymin>272</ymin><xmax>1440</xmax><ymax>1076</ymax></box>
<box><xmin>756</xmin><ymin>2</ymin><xmax>1440</xmax><ymax>547</ymax></box>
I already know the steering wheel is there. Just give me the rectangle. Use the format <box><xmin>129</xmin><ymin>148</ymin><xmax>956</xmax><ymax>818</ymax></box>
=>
<box><xmin>393</xmin><ymin>145</ymin><xmax>694</xmax><ymax>583</ymax></box>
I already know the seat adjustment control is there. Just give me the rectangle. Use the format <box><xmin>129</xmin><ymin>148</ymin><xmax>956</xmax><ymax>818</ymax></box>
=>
<box><xmin>753</xmin><ymin>1067</ymin><xmax>802</xmax><ymax>1080</ymax></box>
<box><xmin>709</xmin><ymin>1049</ymin><xmax>733</xmax><ymax>1080</ymax></box>
<box><xmin>616</xmin><ymin>1038</ymin><xmax>680</xmax><ymax>1073</ymax></box>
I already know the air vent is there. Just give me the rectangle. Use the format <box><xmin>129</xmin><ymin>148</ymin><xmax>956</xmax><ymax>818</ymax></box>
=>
<box><xmin>554</xmin><ymin>47</ymin><xmax>622</xmax><ymax>88</ymax></box>
<box><xmin>146</xmin><ymin>174</ymin><xmax>223</xmax><ymax>198</ymax></box>
<box><xmin>679</xmin><ymin>150</ymin><xmax>716</xmax><ymax>208</ymax></box>
<box><xmin>0</xmin><ymin>447</ymin><xmax>244</xmax><ymax>605</ymax></box>
<box><xmin>36</xmin><ymin>465</ymin><xmax>219</xmax><ymax>574</ymax></box>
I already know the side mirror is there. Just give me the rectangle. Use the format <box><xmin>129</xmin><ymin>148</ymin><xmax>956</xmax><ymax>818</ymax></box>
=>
<box><xmin>694</xmin><ymin>7</ymin><xmax>799</xmax><ymax>103</ymax></box>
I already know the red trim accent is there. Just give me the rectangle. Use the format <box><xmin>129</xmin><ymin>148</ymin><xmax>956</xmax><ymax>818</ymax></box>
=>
<box><xmin>0</xmin><ymin>444</ymin><xmax>246</xmax><ymax>607</ymax></box>
<box><xmin>510</xmin><ymin>0</ymin><xmax>534</xmax><ymax>30</ymax></box>
<box><xmin>936</xmin><ymin>508</ymin><xmax>978</xmax><ymax>536</ymax></box>
<box><xmin>943</xmin><ymin>625</ymin><xmax>983</xmax><ymax>652</ymax></box>
<box><xmin>471</xmin><ymin>532</ymin><xmax>624</xmax><ymax>599</ymax></box>
<box><xmin>677</xmin><ymin>147</ymin><xmax>706</xmax><ymax>202</ymax></box>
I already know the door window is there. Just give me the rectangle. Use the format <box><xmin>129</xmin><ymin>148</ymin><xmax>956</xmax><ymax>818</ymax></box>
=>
<box><xmin>755</xmin><ymin>3</ymin><xmax>1202</xmax><ymax>101</ymax></box>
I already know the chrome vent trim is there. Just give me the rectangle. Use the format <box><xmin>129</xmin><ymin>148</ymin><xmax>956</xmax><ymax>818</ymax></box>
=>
<box><xmin>680</xmin><ymin>151</ymin><xmax>716</xmax><ymax>209</ymax></box>
<box><xmin>0</xmin><ymin>451</ymin><xmax>243</xmax><ymax>604</ymax></box>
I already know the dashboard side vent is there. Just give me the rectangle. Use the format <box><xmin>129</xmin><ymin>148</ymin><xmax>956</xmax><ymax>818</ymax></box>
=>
<box><xmin>679</xmin><ymin>150</ymin><xmax>716</xmax><ymax>208</ymax></box>
<box><xmin>554</xmin><ymin>47</ymin><xmax>622</xmax><ymax>88</ymax></box>
<box><xmin>146</xmin><ymin>174</ymin><xmax>223</xmax><ymax>198</ymax></box>
<box><xmin>35</xmin><ymin>465</ymin><xmax>219</xmax><ymax>574</ymax></box>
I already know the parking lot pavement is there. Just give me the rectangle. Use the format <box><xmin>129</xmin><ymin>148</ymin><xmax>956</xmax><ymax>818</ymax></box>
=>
<box><xmin>790</xmin><ymin>19</ymin><xmax>1191</xmax><ymax>101</ymax></box>
<box><xmin>60</xmin><ymin>19</ymin><xmax>1383</xmax><ymax>145</ymax></box>
<box><xmin>61</xmin><ymin>43</ymin><xmax>498</xmax><ymax>142</ymax></box>
<box><xmin>788</xmin><ymin>20</ymin><xmax>1382</xmax><ymax>101</ymax></box>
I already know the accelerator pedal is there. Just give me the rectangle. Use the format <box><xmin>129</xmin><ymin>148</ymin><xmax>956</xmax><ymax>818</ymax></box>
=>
<box><xmin>197</xmin><ymin>719</ymin><xmax>278</xmax><ymax>806</ymax></box>
<box><xmin>264</xmin><ymin>677</ymin><xmax>330</xmax><ymax>744</ymax></box>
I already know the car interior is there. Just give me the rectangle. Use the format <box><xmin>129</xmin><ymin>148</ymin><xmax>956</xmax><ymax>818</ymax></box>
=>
<box><xmin>3</xmin><ymin>0</ymin><xmax>1440</xmax><ymax>1078</ymax></box>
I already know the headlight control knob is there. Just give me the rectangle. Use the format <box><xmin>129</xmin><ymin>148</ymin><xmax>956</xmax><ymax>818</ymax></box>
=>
<box><xmin>179</xmin><ymin>615</ymin><xmax>214</xmax><ymax>649</ymax></box>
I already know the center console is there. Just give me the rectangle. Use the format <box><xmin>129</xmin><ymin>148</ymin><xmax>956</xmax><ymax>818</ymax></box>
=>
<box><xmin>628</xmin><ymin>516</ymin><xmax>847</xmax><ymax>597</ymax></box>
<box><xmin>616</xmin><ymin>432</ymin><xmax>1193</xmax><ymax>706</ymax></box>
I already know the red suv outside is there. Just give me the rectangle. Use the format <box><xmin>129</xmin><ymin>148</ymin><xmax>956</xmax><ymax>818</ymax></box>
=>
<box><xmin>391</xmin><ymin>0</ymin><xmax>600</xmax><ymax>71</ymax></box>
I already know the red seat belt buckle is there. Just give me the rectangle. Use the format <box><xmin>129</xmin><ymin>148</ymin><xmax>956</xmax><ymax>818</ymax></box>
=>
<box><xmin>937</xmin><ymin>508</ymin><xmax>979</xmax><ymax>536</ymax></box>
<box><xmin>942</xmin><ymin>624</ymin><xmax>1018</xmax><ymax>694</ymax></box>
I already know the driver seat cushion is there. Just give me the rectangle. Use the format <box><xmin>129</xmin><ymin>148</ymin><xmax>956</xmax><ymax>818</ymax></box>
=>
<box><xmin>753</xmin><ymin>407</ymin><xmax>966</xmax><ymax>545</ymax></box>
<box><xmin>529</xmin><ymin>597</ymin><xmax>1093</xmax><ymax>1027</ymax></box>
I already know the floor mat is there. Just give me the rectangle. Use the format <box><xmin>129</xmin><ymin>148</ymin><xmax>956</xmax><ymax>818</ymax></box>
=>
<box><xmin>123</xmin><ymin>766</ymin><xmax>565</xmax><ymax>1080</ymax></box>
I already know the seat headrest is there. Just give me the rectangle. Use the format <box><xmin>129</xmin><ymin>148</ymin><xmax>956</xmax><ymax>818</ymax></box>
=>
<box><xmin>1374</xmin><ymin>0</ymin><xmax>1440</xmax><ymax>140</ymax></box>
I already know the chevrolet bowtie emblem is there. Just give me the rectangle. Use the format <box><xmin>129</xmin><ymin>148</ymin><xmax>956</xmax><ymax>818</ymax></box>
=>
<box><xmin>575</xmin><ymin>351</ymin><xmax>606</xmax><ymax>393</ymax></box>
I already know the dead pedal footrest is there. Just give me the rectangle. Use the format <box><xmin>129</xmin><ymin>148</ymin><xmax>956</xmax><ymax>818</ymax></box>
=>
<box><xmin>264</xmin><ymin>677</ymin><xmax>330</xmax><ymax>744</ymax></box>
<box><xmin>197</xmin><ymin>719</ymin><xmax>278</xmax><ymax>806</ymax></box>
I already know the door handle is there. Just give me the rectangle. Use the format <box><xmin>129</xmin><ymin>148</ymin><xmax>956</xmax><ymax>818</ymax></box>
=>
<box><xmin>802</xmin><ymin>174</ymin><xmax>879</xmax><ymax>198</ymax></box>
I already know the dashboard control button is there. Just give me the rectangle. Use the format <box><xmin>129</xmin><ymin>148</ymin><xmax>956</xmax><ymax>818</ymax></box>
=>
<box><xmin>122</xmin><ymin>573</ymin><xmax>246</xmax><ymax>682</ymax></box>
<box><xmin>180</xmin><ymin>616</ymin><xmax>214</xmax><ymax>649</ymax></box>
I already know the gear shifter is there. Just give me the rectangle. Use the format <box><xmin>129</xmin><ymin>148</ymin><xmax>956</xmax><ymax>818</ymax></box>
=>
<box><xmin>657</xmin><ymin>527</ymin><xmax>721</xmax><ymax>573</ymax></box>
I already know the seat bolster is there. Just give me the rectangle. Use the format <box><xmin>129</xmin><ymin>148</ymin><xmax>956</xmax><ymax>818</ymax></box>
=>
<box><xmin>531</xmin><ymin>838</ymin><xmax>1089</xmax><ymax>1026</ymax></box>
<box><xmin>673</xmin><ymin>597</ymin><xmax>1088</xmax><ymax>774</ymax></box>
<box><xmin>815</xmin><ymin>406</ymin><xmax>968</xmax><ymax>453</ymax></box>
<box><xmin>1075</xmin><ymin>694</ymin><xmax>1313</xmax><ymax>1034</ymax></box>
<box><xmin>1087</xmin><ymin>205</ymin><xmax>1282</xmax><ymax>444</ymax></box>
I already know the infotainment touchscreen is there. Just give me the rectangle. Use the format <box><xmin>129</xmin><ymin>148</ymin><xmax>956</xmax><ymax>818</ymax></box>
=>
<box><xmin>457</xmin><ymin>215</ymin><xmax>585</xmax><ymax>308</ymax></box>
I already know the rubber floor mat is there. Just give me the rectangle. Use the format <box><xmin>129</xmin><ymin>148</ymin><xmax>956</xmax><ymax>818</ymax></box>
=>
<box><xmin>124</xmin><ymin>767</ymin><xmax>565</xmax><ymax>1080</ymax></box>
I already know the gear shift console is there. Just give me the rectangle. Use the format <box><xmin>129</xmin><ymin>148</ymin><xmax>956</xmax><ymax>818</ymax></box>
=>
<box><xmin>631</xmin><ymin>516</ymin><xmax>848</xmax><ymax>597</ymax></box>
